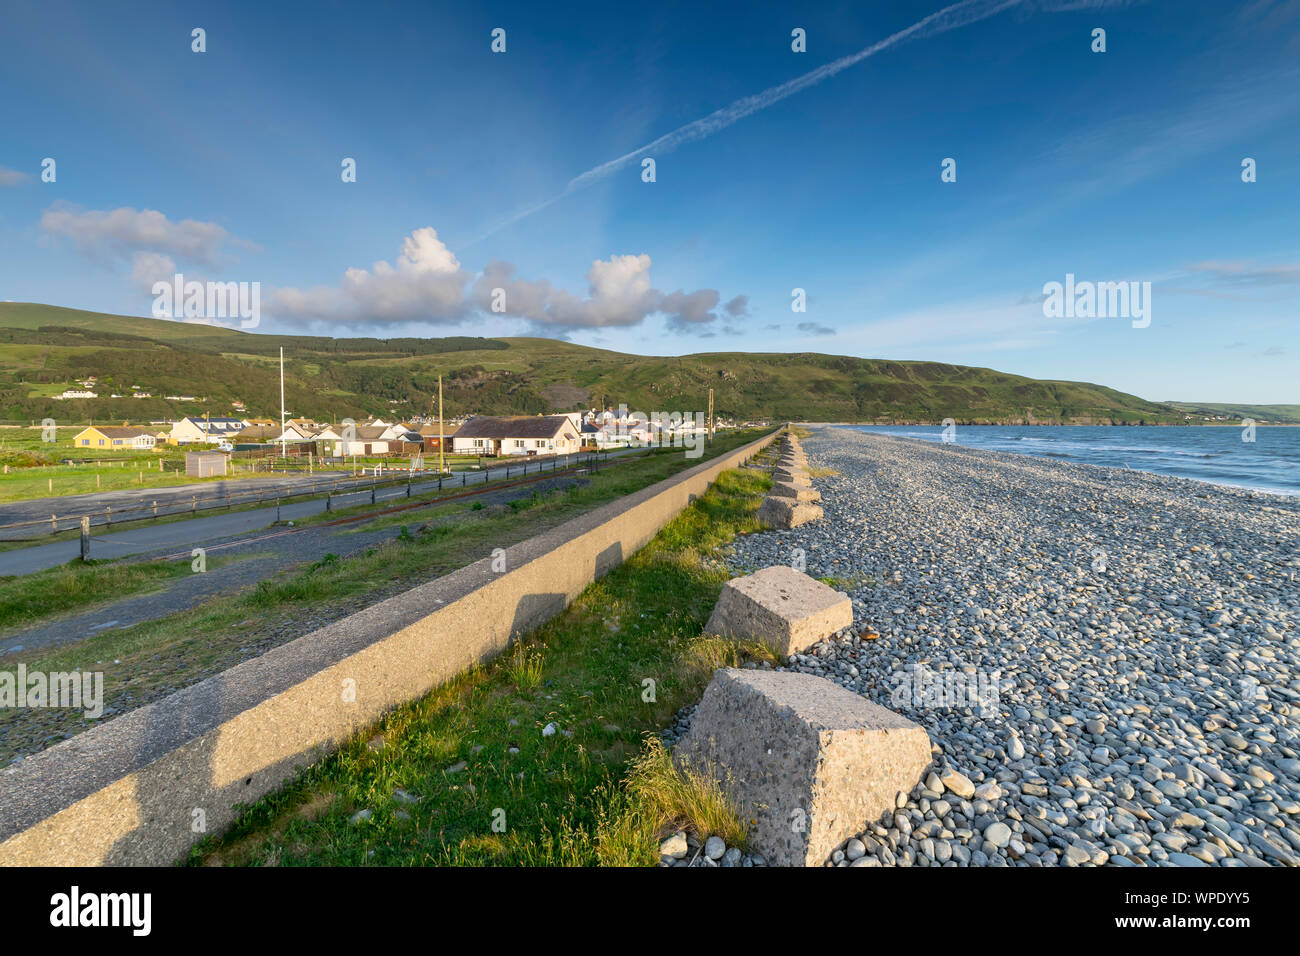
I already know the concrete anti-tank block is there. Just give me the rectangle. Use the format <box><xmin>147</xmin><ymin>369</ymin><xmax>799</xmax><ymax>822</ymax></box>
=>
<box><xmin>769</xmin><ymin>481</ymin><xmax>820</xmax><ymax>502</ymax></box>
<box><xmin>757</xmin><ymin>496</ymin><xmax>821</xmax><ymax>529</ymax></box>
<box><xmin>676</xmin><ymin>668</ymin><xmax>932</xmax><ymax>866</ymax></box>
<box><xmin>771</xmin><ymin>467</ymin><xmax>811</xmax><ymax>486</ymax></box>
<box><xmin>705</xmin><ymin>565</ymin><xmax>849</xmax><ymax>655</ymax></box>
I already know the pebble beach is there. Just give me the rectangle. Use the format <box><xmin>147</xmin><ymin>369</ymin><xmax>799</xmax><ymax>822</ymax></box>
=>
<box><xmin>672</xmin><ymin>425</ymin><xmax>1299</xmax><ymax>867</ymax></box>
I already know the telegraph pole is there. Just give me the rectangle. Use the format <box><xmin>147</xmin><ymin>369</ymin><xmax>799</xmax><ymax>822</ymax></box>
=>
<box><xmin>707</xmin><ymin>388</ymin><xmax>714</xmax><ymax>446</ymax></box>
<box><xmin>279</xmin><ymin>346</ymin><xmax>286</xmax><ymax>458</ymax></box>
<box><xmin>438</xmin><ymin>374</ymin><xmax>445</xmax><ymax>476</ymax></box>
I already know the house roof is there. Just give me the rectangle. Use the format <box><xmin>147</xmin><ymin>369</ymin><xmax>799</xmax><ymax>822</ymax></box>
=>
<box><xmin>417</xmin><ymin>424</ymin><xmax>459</xmax><ymax>438</ymax></box>
<box><xmin>234</xmin><ymin>425</ymin><xmax>280</xmax><ymax>441</ymax></box>
<box><xmin>78</xmin><ymin>426</ymin><xmax>153</xmax><ymax>439</ymax></box>
<box><xmin>180</xmin><ymin>417</ymin><xmax>243</xmax><ymax>432</ymax></box>
<box><xmin>454</xmin><ymin>416</ymin><xmax>577</xmax><ymax>440</ymax></box>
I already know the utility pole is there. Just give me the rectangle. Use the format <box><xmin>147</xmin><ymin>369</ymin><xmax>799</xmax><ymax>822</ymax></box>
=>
<box><xmin>438</xmin><ymin>374</ymin><xmax>445</xmax><ymax>476</ymax></box>
<box><xmin>279</xmin><ymin>346</ymin><xmax>286</xmax><ymax>458</ymax></box>
<box><xmin>707</xmin><ymin>388</ymin><xmax>714</xmax><ymax>446</ymax></box>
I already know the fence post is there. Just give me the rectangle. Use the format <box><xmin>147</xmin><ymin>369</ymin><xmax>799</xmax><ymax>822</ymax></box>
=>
<box><xmin>80</xmin><ymin>515</ymin><xmax>90</xmax><ymax>562</ymax></box>
<box><xmin>276</xmin><ymin>497</ymin><xmax>281</xmax><ymax>523</ymax></box>
<box><xmin>407</xmin><ymin>473</ymin><xmax>412</xmax><ymax>498</ymax></box>
<box><xmin>371</xmin><ymin>479</ymin><xmax>376</xmax><ymax>505</ymax></box>
<box><xmin>326</xmin><ymin>493</ymin><xmax>332</xmax><ymax>512</ymax></box>
<box><xmin>105</xmin><ymin>506</ymin><xmax>111</xmax><ymax>527</ymax></box>
<box><xmin>192</xmin><ymin>495</ymin><xmax>197</xmax><ymax>515</ymax></box>
<box><xmin>51</xmin><ymin>513</ymin><xmax>57</xmax><ymax>535</ymax></box>
<box><xmin>153</xmin><ymin>500</ymin><xmax>158</xmax><ymax>518</ymax></box>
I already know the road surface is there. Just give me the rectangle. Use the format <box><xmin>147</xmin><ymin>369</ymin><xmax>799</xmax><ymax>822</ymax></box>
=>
<box><xmin>0</xmin><ymin>451</ymin><xmax>626</xmax><ymax>574</ymax></box>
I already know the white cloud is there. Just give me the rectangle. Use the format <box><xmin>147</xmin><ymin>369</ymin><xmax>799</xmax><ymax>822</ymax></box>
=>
<box><xmin>0</xmin><ymin>166</ymin><xmax>29</xmax><ymax>187</ymax></box>
<box><xmin>269</xmin><ymin>229</ymin><xmax>738</xmax><ymax>333</ymax></box>
<box><xmin>1187</xmin><ymin>260</ymin><xmax>1300</xmax><ymax>286</ymax></box>
<box><xmin>471</xmin><ymin>250</ymin><xmax>729</xmax><ymax>331</ymax></box>
<box><xmin>723</xmin><ymin>294</ymin><xmax>750</xmax><ymax>318</ymax></box>
<box><xmin>128</xmin><ymin>251</ymin><xmax>181</xmax><ymax>293</ymax></box>
<box><xmin>270</xmin><ymin>227</ymin><xmax>470</xmax><ymax>325</ymax></box>
<box><xmin>40</xmin><ymin>203</ymin><xmax>249</xmax><ymax>266</ymax></box>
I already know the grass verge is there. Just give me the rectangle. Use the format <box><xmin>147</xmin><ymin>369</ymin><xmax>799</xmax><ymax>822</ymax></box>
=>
<box><xmin>0</xmin><ymin>554</ymin><xmax>248</xmax><ymax>635</ymax></box>
<box><xmin>187</xmin><ymin>452</ymin><xmax>779</xmax><ymax>866</ymax></box>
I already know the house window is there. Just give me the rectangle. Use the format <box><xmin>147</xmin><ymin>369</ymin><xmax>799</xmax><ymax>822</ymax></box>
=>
<box><xmin>98</xmin><ymin>439</ymin><xmax>104</xmax><ymax>446</ymax></box>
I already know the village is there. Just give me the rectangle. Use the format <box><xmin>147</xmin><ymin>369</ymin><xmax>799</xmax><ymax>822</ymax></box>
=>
<box><xmin>65</xmin><ymin>406</ymin><xmax>721</xmax><ymax>467</ymax></box>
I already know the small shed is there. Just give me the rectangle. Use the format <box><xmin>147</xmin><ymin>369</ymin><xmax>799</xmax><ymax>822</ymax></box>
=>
<box><xmin>186</xmin><ymin>451</ymin><xmax>228</xmax><ymax>477</ymax></box>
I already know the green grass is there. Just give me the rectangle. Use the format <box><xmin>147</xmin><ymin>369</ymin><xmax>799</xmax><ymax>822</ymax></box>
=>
<box><xmin>505</xmin><ymin>643</ymin><xmax>546</xmax><ymax>692</ymax></box>
<box><xmin>0</xmin><ymin>461</ymin><xmax>251</xmax><ymax>502</ymax></box>
<box><xmin>816</xmin><ymin>574</ymin><xmax>878</xmax><ymax>591</ymax></box>
<box><xmin>0</xmin><ymin>554</ymin><xmax>247</xmax><ymax>634</ymax></box>
<box><xmin>186</xmin><ymin>454</ymin><xmax>780</xmax><ymax>866</ymax></box>
<box><xmin>0</xmin><ymin>428</ymin><xmax>293</xmax><ymax>502</ymax></box>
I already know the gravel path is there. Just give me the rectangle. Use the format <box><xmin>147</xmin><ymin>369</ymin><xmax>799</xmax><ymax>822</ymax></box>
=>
<box><xmin>698</xmin><ymin>426</ymin><xmax>1299</xmax><ymax>867</ymax></box>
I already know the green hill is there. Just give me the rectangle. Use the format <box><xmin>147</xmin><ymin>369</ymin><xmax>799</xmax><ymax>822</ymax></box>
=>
<box><xmin>1164</xmin><ymin>402</ymin><xmax>1300</xmax><ymax>425</ymax></box>
<box><xmin>0</xmin><ymin>302</ymin><xmax>1188</xmax><ymax>425</ymax></box>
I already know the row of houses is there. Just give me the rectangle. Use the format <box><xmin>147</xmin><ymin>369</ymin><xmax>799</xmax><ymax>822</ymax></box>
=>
<box><xmin>69</xmin><ymin>408</ymin><xmax>713</xmax><ymax>459</ymax></box>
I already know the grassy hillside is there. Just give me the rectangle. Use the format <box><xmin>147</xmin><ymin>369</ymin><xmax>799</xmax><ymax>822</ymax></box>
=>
<box><xmin>1164</xmin><ymin>401</ymin><xmax>1300</xmax><ymax>424</ymax></box>
<box><xmin>0</xmin><ymin>302</ymin><xmax>1187</xmax><ymax>425</ymax></box>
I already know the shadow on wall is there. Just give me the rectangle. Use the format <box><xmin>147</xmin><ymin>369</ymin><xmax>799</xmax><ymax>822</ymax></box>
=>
<box><xmin>104</xmin><ymin>670</ymin><xmax>238</xmax><ymax>865</ymax></box>
<box><xmin>594</xmin><ymin>541</ymin><xmax>623</xmax><ymax>580</ymax></box>
<box><xmin>509</xmin><ymin>591</ymin><xmax>569</xmax><ymax>643</ymax></box>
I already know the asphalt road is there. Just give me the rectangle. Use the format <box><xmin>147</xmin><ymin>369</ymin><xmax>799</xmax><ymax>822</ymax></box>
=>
<box><xmin>0</xmin><ymin>472</ymin><xmax>345</xmax><ymax>533</ymax></box>
<box><xmin>2</xmin><ymin>472</ymin><xmax>590</xmax><ymax>654</ymax></box>
<box><xmin>0</xmin><ymin>451</ymin><xmax>625</xmax><ymax>575</ymax></box>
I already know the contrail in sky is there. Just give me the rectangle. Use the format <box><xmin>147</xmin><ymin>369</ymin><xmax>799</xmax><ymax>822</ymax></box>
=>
<box><xmin>469</xmin><ymin>0</ymin><xmax>1033</xmax><ymax>243</ymax></box>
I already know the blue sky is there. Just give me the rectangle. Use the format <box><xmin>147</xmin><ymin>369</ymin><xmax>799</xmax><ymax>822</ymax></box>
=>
<box><xmin>1</xmin><ymin>0</ymin><xmax>1297</xmax><ymax>403</ymax></box>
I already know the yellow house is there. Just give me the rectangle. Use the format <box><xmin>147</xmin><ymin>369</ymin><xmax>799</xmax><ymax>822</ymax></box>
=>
<box><xmin>72</xmin><ymin>426</ymin><xmax>158</xmax><ymax>450</ymax></box>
